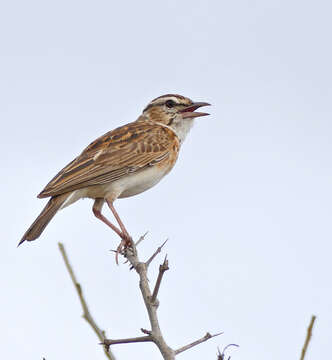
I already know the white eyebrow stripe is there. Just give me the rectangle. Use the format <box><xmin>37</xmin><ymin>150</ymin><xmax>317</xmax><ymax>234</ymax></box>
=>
<box><xmin>153</xmin><ymin>96</ymin><xmax>179</xmax><ymax>105</ymax></box>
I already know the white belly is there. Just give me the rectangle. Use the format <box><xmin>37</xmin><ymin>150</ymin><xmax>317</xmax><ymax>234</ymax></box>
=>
<box><xmin>61</xmin><ymin>166</ymin><xmax>169</xmax><ymax>209</ymax></box>
<box><xmin>116</xmin><ymin>166</ymin><xmax>168</xmax><ymax>198</ymax></box>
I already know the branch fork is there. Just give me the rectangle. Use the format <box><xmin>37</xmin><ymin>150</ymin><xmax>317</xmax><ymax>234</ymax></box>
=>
<box><xmin>59</xmin><ymin>234</ymin><xmax>221</xmax><ymax>360</ymax></box>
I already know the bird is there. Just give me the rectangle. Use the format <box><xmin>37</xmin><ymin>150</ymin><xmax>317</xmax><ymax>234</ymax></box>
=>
<box><xmin>19</xmin><ymin>94</ymin><xmax>210</xmax><ymax>258</ymax></box>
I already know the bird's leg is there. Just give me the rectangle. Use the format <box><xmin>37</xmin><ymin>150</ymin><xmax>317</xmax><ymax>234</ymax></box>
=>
<box><xmin>93</xmin><ymin>199</ymin><xmax>129</xmax><ymax>264</ymax></box>
<box><xmin>105</xmin><ymin>199</ymin><xmax>131</xmax><ymax>242</ymax></box>
<box><xmin>105</xmin><ymin>199</ymin><xmax>133</xmax><ymax>263</ymax></box>
<box><xmin>92</xmin><ymin>198</ymin><xmax>123</xmax><ymax>238</ymax></box>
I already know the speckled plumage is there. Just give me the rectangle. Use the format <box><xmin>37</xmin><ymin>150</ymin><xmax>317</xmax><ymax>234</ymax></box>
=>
<box><xmin>38</xmin><ymin>120</ymin><xmax>180</xmax><ymax>199</ymax></box>
<box><xmin>19</xmin><ymin>94</ymin><xmax>210</xmax><ymax>246</ymax></box>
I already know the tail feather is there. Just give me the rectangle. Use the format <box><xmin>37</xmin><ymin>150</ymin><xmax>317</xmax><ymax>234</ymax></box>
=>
<box><xmin>18</xmin><ymin>193</ymin><xmax>69</xmax><ymax>246</ymax></box>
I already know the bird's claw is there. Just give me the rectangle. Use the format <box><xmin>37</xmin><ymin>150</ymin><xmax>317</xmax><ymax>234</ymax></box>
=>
<box><xmin>115</xmin><ymin>235</ymin><xmax>133</xmax><ymax>265</ymax></box>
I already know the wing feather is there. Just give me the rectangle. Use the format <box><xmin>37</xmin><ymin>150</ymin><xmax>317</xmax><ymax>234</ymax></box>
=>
<box><xmin>38</xmin><ymin>120</ymin><xmax>178</xmax><ymax>198</ymax></box>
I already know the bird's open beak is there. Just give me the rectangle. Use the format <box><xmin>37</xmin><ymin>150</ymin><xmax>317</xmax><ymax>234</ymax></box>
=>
<box><xmin>180</xmin><ymin>102</ymin><xmax>211</xmax><ymax>119</ymax></box>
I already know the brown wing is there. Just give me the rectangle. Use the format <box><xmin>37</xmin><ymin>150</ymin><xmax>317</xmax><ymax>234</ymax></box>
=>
<box><xmin>38</xmin><ymin>120</ymin><xmax>179</xmax><ymax>198</ymax></box>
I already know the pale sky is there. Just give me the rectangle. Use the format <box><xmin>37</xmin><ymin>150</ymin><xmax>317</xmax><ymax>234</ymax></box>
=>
<box><xmin>1</xmin><ymin>0</ymin><xmax>331</xmax><ymax>359</ymax></box>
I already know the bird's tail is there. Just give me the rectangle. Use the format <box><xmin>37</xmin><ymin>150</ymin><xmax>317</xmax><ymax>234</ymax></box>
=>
<box><xmin>18</xmin><ymin>193</ymin><xmax>69</xmax><ymax>246</ymax></box>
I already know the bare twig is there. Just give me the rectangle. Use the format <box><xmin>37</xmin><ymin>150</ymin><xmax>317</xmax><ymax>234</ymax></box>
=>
<box><xmin>102</xmin><ymin>335</ymin><xmax>152</xmax><ymax>349</ymax></box>
<box><xmin>174</xmin><ymin>332</ymin><xmax>223</xmax><ymax>355</ymax></box>
<box><xmin>145</xmin><ymin>239</ymin><xmax>168</xmax><ymax>267</ymax></box>
<box><xmin>123</xmin><ymin>246</ymin><xmax>175</xmax><ymax>359</ymax></box>
<box><xmin>135</xmin><ymin>231</ymin><xmax>149</xmax><ymax>246</ymax></box>
<box><xmin>58</xmin><ymin>243</ymin><xmax>116</xmax><ymax>360</ymax></box>
<box><xmin>300</xmin><ymin>315</ymin><xmax>316</xmax><ymax>360</ymax></box>
<box><xmin>151</xmin><ymin>256</ymin><xmax>169</xmax><ymax>304</ymax></box>
<box><xmin>107</xmin><ymin>241</ymin><xmax>221</xmax><ymax>359</ymax></box>
<box><xmin>60</xmin><ymin>237</ymin><xmax>219</xmax><ymax>359</ymax></box>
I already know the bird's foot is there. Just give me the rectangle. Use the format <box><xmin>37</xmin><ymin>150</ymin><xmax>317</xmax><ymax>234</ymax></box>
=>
<box><xmin>115</xmin><ymin>235</ymin><xmax>133</xmax><ymax>265</ymax></box>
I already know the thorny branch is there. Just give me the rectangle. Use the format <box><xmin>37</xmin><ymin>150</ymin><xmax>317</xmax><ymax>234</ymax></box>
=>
<box><xmin>300</xmin><ymin>315</ymin><xmax>316</xmax><ymax>360</ymax></box>
<box><xmin>174</xmin><ymin>332</ymin><xmax>223</xmax><ymax>355</ymax></box>
<box><xmin>145</xmin><ymin>239</ymin><xmax>168</xmax><ymax>267</ymax></box>
<box><xmin>58</xmin><ymin>243</ymin><xmax>116</xmax><ymax>360</ymax></box>
<box><xmin>59</xmin><ymin>237</ymin><xmax>221</xmax><ymax>360</ymax></box>
<box><xmin>103</xmin><ymin>335</ymin><xmax>153</xmax><ymax>347</ymax></box>
<box><xmin>103</xmin><ymin>236</ymin><xmax>221</xmax><ymax>359</ymax></box>
<box><xmin>135</xmin><ymin>231</ymin><xmax>149</xmax><ymax>246</ymax></box>
<box><xmin>151</xmin><ymin>255</ymin><xmax>169</xmax><ymax>304</ymax></box>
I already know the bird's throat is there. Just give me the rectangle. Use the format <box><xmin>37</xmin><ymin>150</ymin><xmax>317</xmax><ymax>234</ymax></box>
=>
<box><xmin>172</xmin><ymin>118</ymin><xmax>194</xmax><ymax>144</ymax></box>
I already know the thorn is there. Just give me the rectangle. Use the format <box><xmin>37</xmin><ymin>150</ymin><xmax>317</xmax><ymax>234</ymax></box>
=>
<box><xmin>141</xmin><ymin>328</ymin><xmax>152</xmax><ymax>335</ymax></box>
<box><xmin>145</xmin><ymin>239</ymin><xmax>168</xmax><ymax>267</ymax></box>
<box><xmin>136</xmin><ymin>231</ymin><xmax>149</xmax><ymax>246</ymax></box>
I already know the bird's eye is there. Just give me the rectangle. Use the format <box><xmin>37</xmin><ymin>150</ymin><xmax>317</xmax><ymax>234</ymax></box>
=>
<box><xmin>165</xmin><ymin>100</ymin><xmax>175</xmax><ymax>108</ymax></box>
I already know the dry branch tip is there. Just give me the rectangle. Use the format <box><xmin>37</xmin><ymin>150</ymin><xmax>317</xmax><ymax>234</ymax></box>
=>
<box><xmin>151</xmin><ymin>256</ymin><xmax>169</xmax><ymax>303</ymax></box>
<box><xmin>300</xmin><ymin>315</ymin><xmax>316</xmax><ymax>360</ymax></box>
<box><xmin>145</xmin><ymin>239</ymin><xmax>169</xmax><ymax>267</ymax></box>
<box><xmin>174</xmin><ymin>331</ymin><xmax>223</xmax><ymax>355</ymax></box>
<box><xmin>136</xmin><ymin>231</ymin><xmax>149</xmax><ymax>246</ymax></box>
<box><xmin>58</xmin><ymin>242</ymin><xmax>115</xmax><ymax>360</ymax></box>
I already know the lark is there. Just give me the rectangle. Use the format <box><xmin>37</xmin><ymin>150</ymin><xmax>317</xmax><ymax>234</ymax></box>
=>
<box><xmin>19</xmin><ymin>94</ymin><xmax>210</xmax><ymax>258</ymax></box>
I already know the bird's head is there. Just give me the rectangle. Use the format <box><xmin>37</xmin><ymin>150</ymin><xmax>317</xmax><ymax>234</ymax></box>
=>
<box><xmin>142</xmin><ymin>94</ymin><xmax>210</xmax><ymax>142</ymax></box>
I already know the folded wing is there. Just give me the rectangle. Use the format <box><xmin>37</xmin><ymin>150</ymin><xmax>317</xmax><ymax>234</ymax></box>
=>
<box><xmin>38</xmin><ymin>120</ymin><xmax>179</xmax><ymax>198</ymax></box>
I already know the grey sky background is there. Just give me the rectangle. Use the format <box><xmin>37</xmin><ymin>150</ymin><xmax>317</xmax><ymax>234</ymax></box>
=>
<box><xmin>1</xmin><ymin>0</ymin><xmax>331</xmax><ymax>359</ymax></box>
